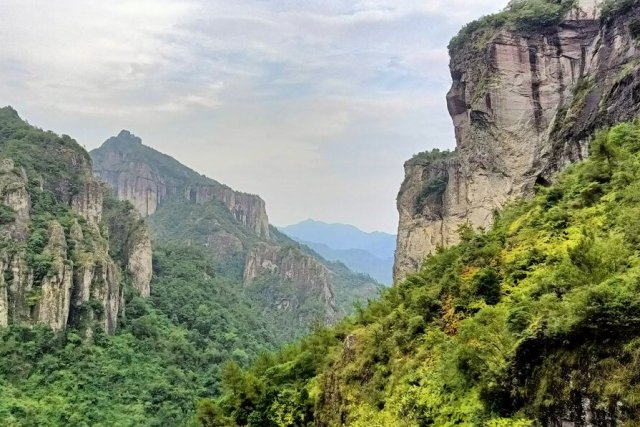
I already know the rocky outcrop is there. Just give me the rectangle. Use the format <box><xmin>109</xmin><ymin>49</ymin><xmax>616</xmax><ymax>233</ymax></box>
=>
<box><xmin>91</xmin><ymin>130</ymin><xmax>270</xmax><ymax>239</ymax></box>
<box><xmin>33</xmin><ymin>221</ymin><xmax>73</xmax><ymax>331</ymax></box>
<box><xmin>126</xmin><ymin>225</ymin><xmax>153</xmax><ymax>298</ymax></box>
<box><xmin>395</xmin><ymin>152</ymin><xmax>463</xmax><ymax>279</ymax></box>
<box><xmin>244</xmin><ymin>243</ymin><xmax>338</xmax><ymax>324</ymax></box>
<box><xmin>394</xmin><ymin>0</ymin><xmax>640</xmax><ymax>281</ymax></box>
<box><xmin>0</xmin><ymin>109</ymin><xmax>153</xmax><ymax>333</ymax></box>
<box><xmin>206</xmin><ymin>231</ymin><xmax>244</xmax><ymax>259</ymax></box>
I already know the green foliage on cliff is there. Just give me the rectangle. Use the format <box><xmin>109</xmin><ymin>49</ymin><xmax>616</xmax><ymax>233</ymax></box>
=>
<box><xmin>203</xmin><ymin>121</ymin><xmax>640</xmax><ymax>426</ymax></box>
<box><xmin>448</xmin><ymin>0</ymin><xmax>576</xmax><ymax>53</ymax></box>
<box><xmin>406</xmin><ymin>148</ymin><xmax>453</xmax><ymax>166</ymax></box>
<box><xmin>0</xmin><ymin>106</ymin><xmax>91</xmax><ymax>197</ymax></box>
<box><xmin>416</xmin><ymin>177</ymin><xmax>448</xmax><ymax>213</ymax></box>
<box><xmin>0</xmin><ymin>243</ymin><xmax>290</xmax><ymax>426</ymax></box>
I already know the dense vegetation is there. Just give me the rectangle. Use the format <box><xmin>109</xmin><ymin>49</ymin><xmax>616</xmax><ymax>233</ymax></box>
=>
<box><xmin>0</xmin><ymin>107</ymin><xmax>381</xmax><ymax>425</ymax></box>
<box><xmin>448</xmin><ymin>0</ymin><xmax>576</xmax><ymax>53</ymax></box>
<box><xmin>0</xmin><ymin>244</ymin><xmax>288</xmax><ymax>426</ymax></box>
<box><xmin>202</xmin><ymin>122</ymin><xmax>640</xmax><ymax>426</ymax></box>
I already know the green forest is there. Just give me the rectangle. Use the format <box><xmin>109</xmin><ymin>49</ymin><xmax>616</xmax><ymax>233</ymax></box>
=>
<box><xmin>0</xmin><ymin>242</ymin><xmax>293</xmax><ymax>426</ymax></box>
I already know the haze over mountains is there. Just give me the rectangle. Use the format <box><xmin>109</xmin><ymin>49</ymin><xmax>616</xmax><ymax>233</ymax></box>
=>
<box><xmin>280</xmin><ymin>219</ymin><xmax>395</xmax><ymax>284</ymax></box>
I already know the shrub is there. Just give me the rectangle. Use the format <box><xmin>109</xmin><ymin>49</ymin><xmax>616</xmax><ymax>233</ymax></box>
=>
<box><xmin>601</xmin><ymin>0</ymin><xmax>639</xmax><ymax>18</ymax></box>
<box><xmin>416</xmin><ymin>177</ymin><xmax>448</xmax><ymax>212</ymax></box>
<box><xmin>0</xmin><ymin>204</ymin><xmax>16</xmax><ymax>225</ymax></box>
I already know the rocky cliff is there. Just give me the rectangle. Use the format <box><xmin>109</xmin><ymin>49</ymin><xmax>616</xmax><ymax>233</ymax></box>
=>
<box><xmin>395</xmin><ymin>0</ymin><xmax>640</xmax><ymax>281</ymax></box>
<box><xmin>244</xmin><ymin>243</ymin><xmax>338</xmax><ymax>324</ymax></box>
<box><xmin>91</xmin><ymin>130</ymin><xmax>270</xmax><ymax>239</ymax></box>
<box><xmin>0</xmin><ymin>107</ymin><xmax>151</xmax><ymax>333</ymax></box>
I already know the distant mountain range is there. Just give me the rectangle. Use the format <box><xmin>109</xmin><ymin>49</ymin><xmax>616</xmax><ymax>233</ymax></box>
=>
<box><xmin>280</xmin><ymin>220</ymin><xmax>396</xmax><ymax>285</ymax></box>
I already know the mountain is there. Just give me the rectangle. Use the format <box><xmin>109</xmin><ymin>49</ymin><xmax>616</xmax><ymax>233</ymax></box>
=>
<box><xmin>280</xmin><ymin>220</ymin><xmax>395</xmax><ymax>284</ymax></box>
<box><xmin>90</xmin><ymin>132</ymin><xmax>380</xmax><ymax>326</ymax></box>
<box><xmin>0</xmin><ymin>109</ymin><xmax>380</xmax><ymax>425</ymax></box>
<box><xmin>203</xmin><ymin>2</ymin><xmax>640</xmax><ymax>426</ymax></box>
<box><xmin>394</xmin><ymin>0</ymin><xmax>640</xmax><ymax>281</ymax></box>
<box><xmin>281</xmin><ymin>219</ymin><xmax>396</xmax><ymax>260</ymax></box>
<box><xmin>293</xmin><ymin>240</ymin><xmax>393</xmax><ymax>285</ymax></box>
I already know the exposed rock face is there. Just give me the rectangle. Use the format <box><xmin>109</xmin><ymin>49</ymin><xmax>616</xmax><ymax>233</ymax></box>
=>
<box><xmin>244</xmin><ymin>243</ymin><xmax>338</xmax><ymax>324</ymax></box>
<box><xmin>71</xmin><ymin>181</ymin><xmax>104</xmax><ymax>226</ymax></box>
<box><xmin>395</xmin><ymin>152</ymin><xmax>463</xmax><ymax>279</ymax></box>
<box><xmin>34</xmin><ymin>221</ymin><xmax>73</xmax><ymax>331</ymax></box>
<box><xmin>0</xmin><ymin>160</ymin><xmax>125</xmax><ymax>333</ymax></box>
<box><xmin>91</xmin><ymin>130</ymin><xmax>270</xmax><ymax>239</ymax></box>
<box><xmin>127</xmin><ymin>226</ymin><xmax>153</xmax><ymax>298</ymax></box>
<box><xmin>206</xmin><ymin>231</ymin><xmax>244</xmax><ymax>259</ymax></box>
<box><xmin>394</xmin><ymin>0</ymin><xmax>640</xmax><ymax>281</ymax></box>
<box><xmin>0</xmin><ymin>109</ymin><xmax>153</xmax><ymax>334</ymax></box>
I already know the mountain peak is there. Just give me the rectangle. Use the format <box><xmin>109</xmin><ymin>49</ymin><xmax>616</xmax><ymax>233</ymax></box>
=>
<box><xmin>114</xmin><ymin>129</ymin><xmax>142</xmax><ymax>144</ymax></box>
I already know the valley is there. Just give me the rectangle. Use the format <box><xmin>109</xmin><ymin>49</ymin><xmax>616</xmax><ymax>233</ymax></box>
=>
<box><xmin>1</xmin><ymin>0</ymin><xmax>640</xmax><ymax>426</ymax></box>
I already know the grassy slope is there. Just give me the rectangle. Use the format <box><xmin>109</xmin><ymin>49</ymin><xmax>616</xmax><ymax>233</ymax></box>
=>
<box><xmin>205</xmin><ymin>122</ymin><xmax>640</xmax><ymax>426</ymax></box>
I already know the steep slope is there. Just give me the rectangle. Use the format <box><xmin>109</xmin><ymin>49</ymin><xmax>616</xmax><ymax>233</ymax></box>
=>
<box><xmin>91</xmin><ymin>133</ymin><xmax>380</xmax><ymax>328</ymax></box>
<box><xmin>0</xmin><ymin>107</ymin><xmax>151</xmax><ymax>334</ymax></box>
<box><xmin>205</xmin><ymin>121</ymin><xmax>640</xmax><ymax>426</ymax></box>
<box><xmin>0</xmin><ymin>110</ymin><xmax>354</xmax><ymax>425</ymax></box>
<box><xmin>395</xmin><ymin>0</ymin><xmax>640</xmax><ymax>281</ymax></box>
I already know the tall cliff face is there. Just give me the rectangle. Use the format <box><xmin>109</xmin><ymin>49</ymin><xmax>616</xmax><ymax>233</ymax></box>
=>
<box><xmin>0</xmin><ymin>107</ymin><xmax>151</xmax><ymax>333</ymax></box>
<box><xmin>395</xmin><ymin>0</ymin><xmax>640</xmax><ymax>281</ymax></box>
<box><xmin>91</xmin><ymin>131</ymin><xmax>270</xmax><ymax>239</ymax></box>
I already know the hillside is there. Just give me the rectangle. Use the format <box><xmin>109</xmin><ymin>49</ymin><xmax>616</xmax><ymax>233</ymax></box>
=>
<box><xmin>204</xmin><ymin>120</ymin><xmax>640</xmax><ymax>426</ymax></box>
<box><xmin>0</xmin><ymin>109</ymin><xmax>375</xmax><ymax>425</ymax></box>
<box><xmin>280</xmin><ymin>220</ymin><xmax>395</xmax><ymax>284</ymax></box>
<box><xmin>91</xmin><ymin>132</ymin><xmax>380</xmax><ymax>327</ymax></box>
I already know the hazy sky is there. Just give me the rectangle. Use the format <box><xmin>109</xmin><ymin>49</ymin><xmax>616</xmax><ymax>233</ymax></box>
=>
<box><xmin>0</xmin><ymin>0</ymin><xmax>508</xmax><ymax>233</ymax></box>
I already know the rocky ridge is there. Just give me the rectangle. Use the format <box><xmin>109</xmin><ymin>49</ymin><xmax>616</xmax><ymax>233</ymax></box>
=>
<box><xmin>92</xmin><ymin>130</ymin><xmax>270</xmax><ymax>238</ymax></box>
<box><xmin>395</xmin><ymin>0</ymin><xmax>640</xmax><ymax>281</ymax></box>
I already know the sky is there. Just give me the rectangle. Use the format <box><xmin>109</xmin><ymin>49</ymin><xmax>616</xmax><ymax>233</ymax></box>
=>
<box><xmin>0</xmin><ymin>0</ymin><xmax>509</xmax><ymax>233</ymax></box>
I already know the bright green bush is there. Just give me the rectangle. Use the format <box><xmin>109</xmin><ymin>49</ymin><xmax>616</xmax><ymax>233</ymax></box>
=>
<box><xmin>449</xmin><ymin>0</ymin><xmax>576</xmax><ymax>53</ymax></box>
